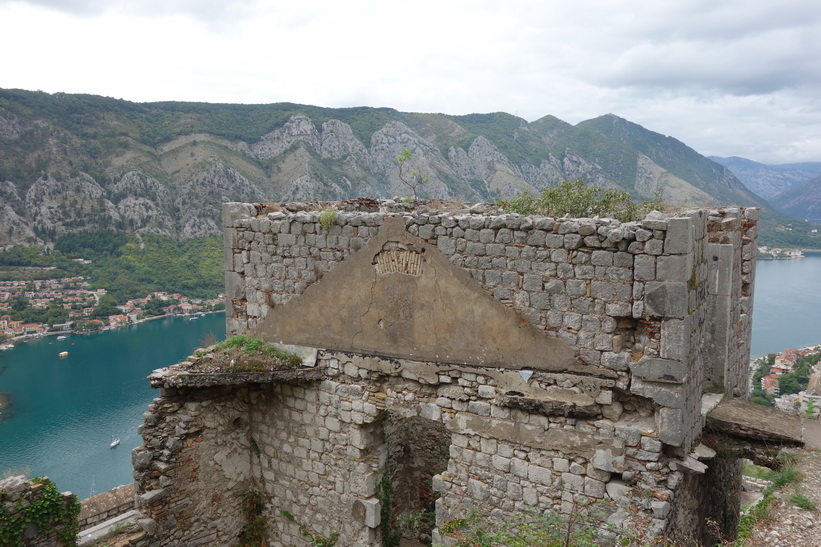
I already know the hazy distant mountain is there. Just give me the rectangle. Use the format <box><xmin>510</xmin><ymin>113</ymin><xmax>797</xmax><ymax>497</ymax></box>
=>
<box><xmin>769</xmin><ymin>176</ymin><xmax>821</xmax><ymax>222</ymax></box>
<box><xmin>0</xmin><ymin>88</ymin><xmax>780</xmax><ymax>247</ymax></box>
<box><xmin>710</xmin><ymin>156</ymin><xmax>821</xmax><ymax>200</ymax></box>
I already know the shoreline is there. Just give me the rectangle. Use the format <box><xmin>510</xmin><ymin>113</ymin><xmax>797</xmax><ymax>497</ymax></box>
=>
<box><xmin>5</xmin><ymin>309</ymin><xmax>224</xmax><ymax>345</ymax></box>
<box><xmin>0</xmin><ymin>311</ymin><xmax>223</xmax><ymax>427</ymax></box>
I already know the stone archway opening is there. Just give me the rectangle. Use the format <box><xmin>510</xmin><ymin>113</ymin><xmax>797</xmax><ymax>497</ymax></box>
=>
<box><xmin>383</xmin><ymin>414</ymin><xmax>451</xmax><ymax>544</ymax></box>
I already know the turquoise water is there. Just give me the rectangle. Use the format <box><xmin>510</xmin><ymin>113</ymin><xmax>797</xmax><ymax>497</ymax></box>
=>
<box><xmin>0</xmin><ymin>313</ymin><xmax>224</xmax><ymax>498</ymax></box>
<box><xmin>751</xmin><ymin>254</ymin><xmax>821</xmax><ymax>357</ymax></box>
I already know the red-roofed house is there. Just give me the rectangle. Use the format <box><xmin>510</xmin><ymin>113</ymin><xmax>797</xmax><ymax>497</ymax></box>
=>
<box><xmin>761</xmin><ymin>374</ymin><xmax>780</xmax><ymax>395</ymax></box>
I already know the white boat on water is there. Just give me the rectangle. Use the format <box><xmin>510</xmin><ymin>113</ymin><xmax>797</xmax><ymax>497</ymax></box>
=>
<box><xmin>0</xmin><ymin>343</ymin><xmax>13</xmax><ymax>351</ymax></box>
<box><xmin>56</xmin><ymin>335</ymin><xmax>67</xmax><ymax>340</ymax></box>
<box><xmin>110</xmin><ymin>434</ymin><xmax>120</xmax><ymax>448</ymax></box>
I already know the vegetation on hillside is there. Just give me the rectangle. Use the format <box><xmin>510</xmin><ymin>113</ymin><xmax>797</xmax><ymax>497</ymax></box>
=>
<box><xmin>0</xmin><ymin>232</ymin><xmax>223</xmax><ymax>305</ymax></box>
<box><xmin>756</xmin><ymin>210</ymin><xmax>821</xmax><ymax>249</ymax></box>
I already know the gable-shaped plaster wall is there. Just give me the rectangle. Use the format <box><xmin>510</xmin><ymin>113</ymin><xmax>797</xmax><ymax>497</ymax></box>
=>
<box><xmin>133</xmin><ymin>200</ymin><xmax>758</xmax><ymax>545</ymax></box>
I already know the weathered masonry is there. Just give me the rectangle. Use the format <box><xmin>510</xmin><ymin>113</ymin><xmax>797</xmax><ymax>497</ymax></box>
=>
<box><xmin>133</xmin><ymin>199</ymin><xmax>759</xmax><ymax>545</ymax></box>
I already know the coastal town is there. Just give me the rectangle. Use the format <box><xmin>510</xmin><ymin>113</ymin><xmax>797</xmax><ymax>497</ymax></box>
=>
<box><xmin>0</xmin><ymin>274</ymin><xmax>223</xmax><ymax>348</ymax></box>
<box><xmin>756</xmin><ymin>246</ymin><xmax>805</xmax><ymax>259</ymax></box>
<box><xmin>751</xmin><ymin>345</ymin><xmax>821</xmax><ymax>417</ymax></box>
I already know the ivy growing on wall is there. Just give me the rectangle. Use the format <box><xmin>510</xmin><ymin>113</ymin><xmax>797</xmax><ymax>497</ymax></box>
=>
<box><xmin>238</xmin><ymin>488</ymin><xmax>272</xmax><ymax>546</ymax></box>
<box><xmin>0</xmin><ymin>477</ymin><xmax>82</xmax><ymax>546</ymax></box>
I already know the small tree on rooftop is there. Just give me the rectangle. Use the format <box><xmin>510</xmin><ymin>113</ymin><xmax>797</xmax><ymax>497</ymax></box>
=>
<box><xmin>395</xmin><ymin>147</ymin><xmax>429</xmax><ymax>201</ymax></box>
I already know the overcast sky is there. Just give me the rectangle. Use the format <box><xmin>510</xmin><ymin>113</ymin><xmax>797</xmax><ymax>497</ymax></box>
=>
<box><xmin>1</xmin><ymin>0</ymin><xmax>819</xmax><ymax>164</ymax></box>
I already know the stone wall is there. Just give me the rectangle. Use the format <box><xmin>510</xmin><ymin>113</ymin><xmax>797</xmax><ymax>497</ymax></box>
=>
<box><xmin>0</xmin><ymin>475</ymin><xmax>79</xmax><ymax>546</ymax></box>
<box><xmin>131</xmin><ymin>385</ymin><xmax>256</xmax><ymax>545</ymax></box>
<box><xmin>132</xmin><ymin>199</ymin><xmax>759</xmax><ymax>545</ymax></box>
<box><xmin>224</xmin><ymin>200</ymin><xmax>758</xmax><ymax>452</ymax></box>
<box><xmin>79</xmin><ymin>484</ymin><xmax>135</xmax><ymax>531</ymax></box>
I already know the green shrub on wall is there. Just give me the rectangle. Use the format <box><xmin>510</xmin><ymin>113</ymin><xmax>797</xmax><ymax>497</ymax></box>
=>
<box><xmin>0</xmin><ymin>477</ymin><xmax>82</xmax><ymax>546</ymax></box>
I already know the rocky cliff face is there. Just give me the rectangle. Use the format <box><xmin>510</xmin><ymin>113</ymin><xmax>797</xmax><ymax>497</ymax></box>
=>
<box><xmin>0</xmin><ymin>91</ymin><xmax>765</xmax><ymax>246</ymax></box>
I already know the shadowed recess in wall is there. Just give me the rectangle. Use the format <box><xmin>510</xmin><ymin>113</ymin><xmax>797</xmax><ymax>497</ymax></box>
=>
<box><xmin>254</xmin><ymin>216</ymin><xmax>580</xmax><ymax>372</ymax></box>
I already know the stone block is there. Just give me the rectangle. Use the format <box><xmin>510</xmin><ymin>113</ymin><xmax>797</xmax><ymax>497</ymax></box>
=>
<box><xmin>643</xmin><ymin>281</ymin><xmax>688</xmax><ymax>318</ymax></box>
<box><xmin>601</xmin><ymin>352</ymin><xmax>629</xmax><ymax>371</ymax></box>
<box><xmin>222</xmin><ymin>202</ymin><xmax>255</xmax><ymax>228</ymax></box>
<box><xmin>595</xmin><ymin>390</ymin><xmax>613</xmax><ymax>405</ymax></box>
<box><xmin>591</xmin><ymin>250</ymin><xmax>613</xmax><ymax>266</ymax></box>
<box><xmin>511</xmin><ymin>458</ymin><xmax>529</xmax><ymax>478</ymax></box>
<box><xmin>468</xmin><ymin>401</ymin><xmax>491</xmax><ymax>416</ymax></box>
<box><xmin>140</xmin><ymin>488</ymin><xmax>168</xmax><ymax>504</ymax></box>
<box><xmin>528</xmin><ymin>465</ymin><xmax>553</xmax><ymax>485</ymax></box>
<box><xmin>477</xmin><ymin>385</ymin><xmax>496</xmax><ymax>399</ymax></box>
<box><xmin>605</xmin><ymin>479</ymin><xmax>632</xmax><ymax>502</ymax></box>
<box><xmin>656</xmin><ymin>254</ymin><xmax>692</xmax><ymax>283</ymax></box>
<box><xmin>657</xmin><ymin>407</ymin><xmax>686</xmax><ymax>446</ymax></box>
<box><xmin>350</xmin><ymin>470</ymin><xmax>377</xmax><ymax>497</ymax></box>
<box><xmin>584</xmin><ymin>477</ymin><xmax>606</xmax><ymax>498</ymax></box>
<box><xmin>522</xmin><ymin>273</ymin><xmax>543</xmax><ymax>291</ymax></box>
<box><xmin>523</xmin><ymin>487</ymin><xmax>538</xmax><ymax>505</ymax></box>
<box><xmin>591</xmin><ymin>448</ymin><xmax>625</xmax><ymax>473</ymax></box>
<box><xmin>633</xmin><ymin>254</ymin><xmax>655</xmax><ymax>281</ymax></box>
<box><xmin>605</xmin><ymin>302</ymin><xmax>631</xmax><ymax>317</ymax></box>
<box><xmin>352</xmin><ymin>497</ymin><xmax>381</xmax><ymax>528</ymax></box>
<box><xmin>637</xmin><ymin>239</ymin><xmax>659</xmax><ymax>256</ymax></box>
<box><xmin>526</xmin><ymin>230</ymin><xmax>547</xmax><ymax>246</ymax></box>
<box><xmin>651</xmin><ymin>500</ymin><xmax>671</xmax><ymax>519</ymax></box>
<box><xmin>707</xmin><ymin>243</ymin><xmax>734</xmax><ymax>296</ymax></box>
<box><xmin>131</xmin><ymin>448</ymin><xmax>154</xmax><ymax>470</ymax></box>
<box><xmin>641</xmin><ymin>436</ymin><xmax>663</xmax><ymax>453</ymax></box>
<box><xmin>418</xmin><ymin>224</ymin><xmax>436</xmax><ymax>240</ymax></box>
<box><xmin>561</xmin><ymin>472</ymin><xmax>584</xmax><ymax>493</ymax></box>
<box><xmin>660</xmin><ymin>318</ymin><xmax>690</xmax><ymax>361</ymax></box>
<box><xmin>664</xmin><ymin>217</ymin><xmax>694</xmax><ymax>255</ymax></box>
<box><xmin>630</xmin><ymin>357</ymin><xmax>687</xmax><ymax>384</ymax></box>
<box><xmin>601</xmin><ymin>401</ymin><xmax>624</xmax><ymax>421</ymax></box>
<box><xmin>630</xmin><ymin>377</ymin><xmax>685</xmax><ymax>408</ymax></box>
<box><xmin>432</xmin><ymin>474</ymin><xmax>449</xmax><ymax>494</ymax></box>
<box><xmin>564</xmin><ymin>234</ymin><xmax>582</xmax><ymax>248</ymax></box>
<box><xmin>468</xmin><ymin>478</ymin><xmax>488</xmax><ymax>500</ymax></box>
<box><xmin>492</xmin><ymin>455</ymin><xmax>511</xmax><ymax>472</ymax></box>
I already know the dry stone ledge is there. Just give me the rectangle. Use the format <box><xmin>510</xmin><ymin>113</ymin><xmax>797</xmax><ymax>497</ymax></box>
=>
<box><xmin>148</xmin><ymin>362</ymin><xmax>323</xmax><ymax>389</ymax></box>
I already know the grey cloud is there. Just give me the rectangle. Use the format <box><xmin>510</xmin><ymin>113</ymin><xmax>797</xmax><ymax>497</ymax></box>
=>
<box><xmin>0</xmin><ymin>0</ymin><xmax>258</xmax><ymax>22</ymax></box>
<box><xmin>595</xmin><ymin>27</ymin><xmax>821</xmax><ymax>96</ymax></box>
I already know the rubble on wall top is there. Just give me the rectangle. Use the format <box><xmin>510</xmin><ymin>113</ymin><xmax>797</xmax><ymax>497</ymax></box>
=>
<box><xmin>242</xmin><ymin>198</ymin><xmax>758</xmax><ymax>226</ymax></box>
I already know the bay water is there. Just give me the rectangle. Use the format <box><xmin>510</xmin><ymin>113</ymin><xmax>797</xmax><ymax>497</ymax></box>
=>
<box><xmin>0</xmin><ymin>313</ymin><xmax>225</xmax><ymax>498</ymax></box>
<box><xmin>751</xmin><ymin>253</ymin><xmax>821</xmax><ymax>357</ymax></box>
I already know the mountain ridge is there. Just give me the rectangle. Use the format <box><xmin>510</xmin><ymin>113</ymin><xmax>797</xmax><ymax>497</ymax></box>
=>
<box><xmin>0</xmin><ymin>88</ymin><xmax>794</xmax><ymax>248</ymax></box>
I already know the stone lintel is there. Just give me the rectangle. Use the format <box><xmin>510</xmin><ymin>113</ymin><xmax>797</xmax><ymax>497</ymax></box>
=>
<box><xmin>453</xmin><ymin>414</ymin><xmax>619</xmax><ymax>459</ymax></box>
<box><xmin>500</xmin><ymin>392</ymin><xmax>599</xmax><ymax>418</ymax></box>
<box><xmin>706</xmin><ymin>397</ymin><xmax>803</xmax><ymax>445</ymax></box>
<box><xmin>147</xmin><ymin>365</ymin><xmax>324</xmax><ymax>389</ymax></box>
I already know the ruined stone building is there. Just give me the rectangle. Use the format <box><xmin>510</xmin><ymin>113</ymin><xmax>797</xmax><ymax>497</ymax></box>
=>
<box><xmin>132</xmin><ymin>199</ymin><xmax>759</xmax><ymax>545</ymax></box>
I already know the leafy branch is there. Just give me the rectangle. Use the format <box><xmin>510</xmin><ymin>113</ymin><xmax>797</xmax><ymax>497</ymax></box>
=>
<box><xmin>395</xmin><ymin>148</ymin><xmax>429</xmax><ymax>201</ymax></box>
